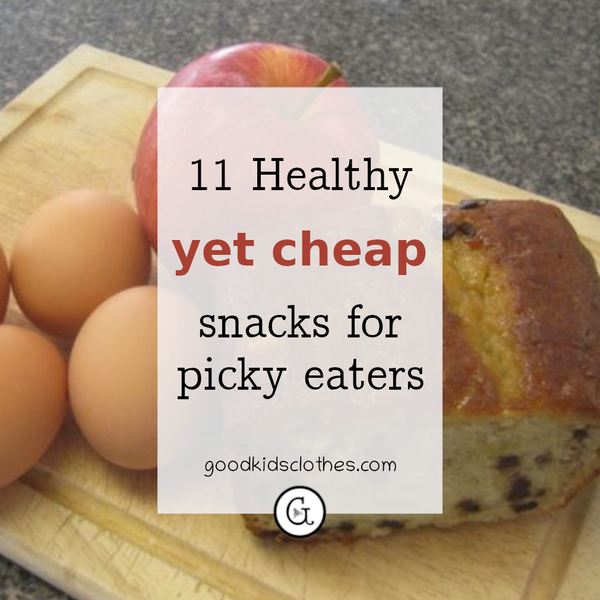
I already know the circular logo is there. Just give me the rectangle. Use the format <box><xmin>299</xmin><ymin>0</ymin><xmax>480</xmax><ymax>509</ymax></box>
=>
<box><xmin>274</xmin><ymin>486</ymin><xmax>326</xmax><ymax>538</ymax></box>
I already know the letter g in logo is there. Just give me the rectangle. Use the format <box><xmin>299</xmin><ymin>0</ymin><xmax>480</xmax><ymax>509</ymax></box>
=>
<box><xmin>286</xmin><ymin>496</ymin><xmax>315</xmax><ymax>526</ymax></box>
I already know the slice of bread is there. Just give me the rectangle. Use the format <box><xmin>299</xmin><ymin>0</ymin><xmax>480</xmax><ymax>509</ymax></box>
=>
<box><xmin>244</xmin><ymin>200</ymin><xmax>600</xmax><ymax>541</ymax></box>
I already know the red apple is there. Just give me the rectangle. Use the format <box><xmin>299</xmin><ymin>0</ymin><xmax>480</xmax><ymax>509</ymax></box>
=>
<box><xmin>133</xmin><ymin>42</ymin><xmax>347</xmax><ymax>249</ymax></box>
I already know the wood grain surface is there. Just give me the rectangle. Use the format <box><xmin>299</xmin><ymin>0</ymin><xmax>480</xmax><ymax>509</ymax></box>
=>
<box><xmin>0</xmin><ymin>45</ymin><xmax>598</xmax><ymax>600</ymax></box>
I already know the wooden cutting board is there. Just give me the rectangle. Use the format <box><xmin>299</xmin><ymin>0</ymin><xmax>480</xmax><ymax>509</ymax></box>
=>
<box><xmin>0</xmin><ymin>45</ymin><xmax>599</xmax><ymax>600</ymax></box>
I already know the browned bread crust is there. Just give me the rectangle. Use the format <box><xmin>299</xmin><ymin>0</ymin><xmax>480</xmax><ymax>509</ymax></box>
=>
<box><xmin>443</xmin><ymin>199</ymin><xmax>600</xmax><ymax>418</ymax></box>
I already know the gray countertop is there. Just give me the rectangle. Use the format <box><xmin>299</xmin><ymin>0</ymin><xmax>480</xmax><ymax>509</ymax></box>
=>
<box><xmin>0</xmin><ymin>0</ymin><xmax>599</xmax><ymax>598</ymax></box>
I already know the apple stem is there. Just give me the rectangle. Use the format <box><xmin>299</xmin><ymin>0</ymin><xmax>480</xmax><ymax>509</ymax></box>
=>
<box><xmin>287</xmin><ymin>62</ymin><xmax>343</xmax><ymax>121</ymax></box>
<box><xmin>314</xmin><ymin>62</ymin><xmax>343</xmax><ymax>87</ymax></box>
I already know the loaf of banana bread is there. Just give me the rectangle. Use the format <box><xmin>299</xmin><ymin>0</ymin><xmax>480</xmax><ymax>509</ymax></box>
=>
<box><xmin>244</xmin><ymin>199</ymin><xmax>600</xmax><ymax>540</ymax></box>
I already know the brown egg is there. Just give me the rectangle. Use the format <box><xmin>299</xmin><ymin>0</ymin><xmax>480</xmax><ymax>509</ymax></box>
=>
<box><xmin>0</xmin><ymin>244</ymin><xmax>8</xmax><ymax>322</ymax></box>
<box><xmin>69</xmin><ymin>286</ymin><xmax>156</xmax><ymax>470</ymax></box>
<box><xmin>11</xmin><ymin>189</ymin><xmax>151</xmax><ymax>338</ymax></box>
<box><xmin>0</xmin><ymin>325</ymin><xmax>67</xmax><ymax>488</ymax></box>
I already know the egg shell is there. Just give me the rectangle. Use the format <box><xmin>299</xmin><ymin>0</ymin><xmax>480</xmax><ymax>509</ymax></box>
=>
<box><xmin>0</xmin><ymin>245</ymin><xmax>8</xmax><ymax>322</ymax></box>
<box><xmin>69</xmin><ymin>286</ymin><xmax>157</xmax><ymax>470</ymax></box>
<box><xmin>0</xmin><ymin>325</ymin><xmax>68</xmax><ymax>488</ymax></box>
<box><xmin>11</xmin><ymin>189</ymin><xmax>151</xmax><ymax>338</ymax></box>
